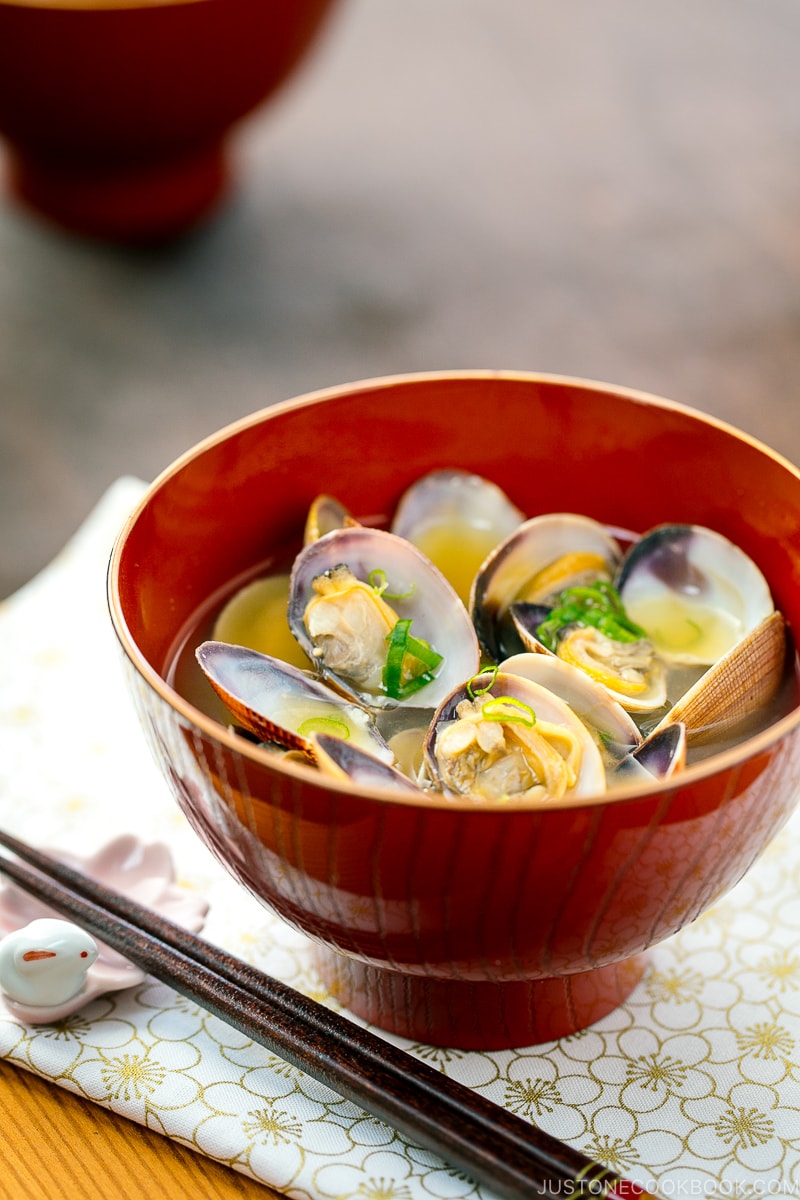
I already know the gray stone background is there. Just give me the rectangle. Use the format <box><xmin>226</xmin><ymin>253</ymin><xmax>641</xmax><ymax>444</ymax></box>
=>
<box><xmin>2</xmin><ymin>0</ymin><xmax>800</xmax><ymax>597</ymax></box>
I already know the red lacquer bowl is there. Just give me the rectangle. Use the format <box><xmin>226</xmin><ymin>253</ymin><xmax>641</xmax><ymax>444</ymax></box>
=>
<box><xmin>0</xmin><ymin>0</ymin><xmax>339</xmax><ymax>241</ymax></box>
<box><xmin>108</xmin><ymin>372</ymin><xmax>800</xmax><ymax>1048</ymax></box>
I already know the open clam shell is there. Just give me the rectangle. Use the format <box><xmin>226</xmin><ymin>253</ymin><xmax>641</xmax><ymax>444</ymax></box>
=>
<box><xmin>391</xmin><ymin>468</ymin><xmax>524</xmax><ymax>605</ymax></box>
<box><xmin>613</xmin><ymin>723</ymin><xmax>687</xmax><ymax>784</ymax></box>
<box><xmin>500</xmin><ymin>652</ymin><xmax>687</xmax><ymax>785</ymax></box>
<box><xmin>651</xmin><ymin>610</ymin><xmax>788</xmax><ymax>745</ymax></box>
<box><xmin>422</xmin><ymin>670</ymin><xmax>606</xmax><ymax>802</ymax></box>
<box><xmin>498</xmin><ymin>651</ymin><xmax>643</xmax><ymax>760</ymax></box>
<box><xmin>470</xmin><ymin>513</ymin><xmax>623</xmax><ymax>660</ymax></box>
<box><xmin>195</xmin><ymin>641</ymin><xmax>394</xmax><ymax>763</ymax></box>
<box><xmin>288</xmin><ymin>525</ymin><xmax>481</xmax><ymax>710</ymax></box>
<box><xmin>616</xmin><ymin>523</ymin><xmax>775</xmax><ymax>667</ymax></box>
<box><xmin>508</xmin><ymin>601</ymin><xmax>668</xmax><ymax>715</ymax></box>
<box><xmin>311</xmin><ymin>733</ymin><xmax>425</xmax><ymax>794</ymax></box>
<box><xmin>303</xmin><ymin>494</ymin><xmax>359</xmax><ymax>545</ymax></box>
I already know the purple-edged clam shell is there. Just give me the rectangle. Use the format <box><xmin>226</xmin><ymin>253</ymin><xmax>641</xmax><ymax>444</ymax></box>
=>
<box><xmin>288</xmin><ymin>525</ymin><xmax>480</xmax><ymax>709</ymax></box>
<box><xmin>470</xmin><ymin>512</ymin><xmax>622</xmax><ymax>660</ymax></box>
<box><xmin>196</xmin><ymin>641</ymin><xmax>394</xmax><ymax>762</ymax></box>
<box><xmin>616</xmin><ymin>523</ymin><xmax>774</xmax><ymax>667</ymax></box>
<box><xmin>311</xmin><ymin>733</ymin><xmax>425</xmax><ymax>794</ymax></box>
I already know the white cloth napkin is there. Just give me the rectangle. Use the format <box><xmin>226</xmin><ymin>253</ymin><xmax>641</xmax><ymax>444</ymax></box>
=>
<box><xmin>2</xmin><ymin>480</ymin><xmax>800</xmax><ymax>1198</ymax></box>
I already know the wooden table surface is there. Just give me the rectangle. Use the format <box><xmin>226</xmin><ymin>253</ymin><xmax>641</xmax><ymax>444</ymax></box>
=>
<box><xmin>1</xmin><ymin>1062</ymin><xmax>281</xmax><ymax>1199</ymax></box>
<box><xmin>3</xmin><ymin>0</ymin><xmax>800</xmax><ymax>1194</ymax></box>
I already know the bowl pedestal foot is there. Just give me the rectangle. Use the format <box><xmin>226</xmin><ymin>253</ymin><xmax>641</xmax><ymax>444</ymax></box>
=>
<box><xmin>312</xmin><ymin>946</ymin><xmax>647</xmax><ymax>1050</ymax></box>
<box><xmin>3</xmin><ymin>139</ymin><xmax>229</xmax><ymax>242</ymax></box>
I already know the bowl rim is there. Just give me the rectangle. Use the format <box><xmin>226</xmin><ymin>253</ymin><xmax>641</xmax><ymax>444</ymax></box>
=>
<box><xmin>107</xmin><ymin>368</ymin><xmax>800</xmax><ymax>813</ymax></box>
<box><xmin>0</xmin><ymin>0</ymin><xmax>207</xmax><ymax>11</ymax></box>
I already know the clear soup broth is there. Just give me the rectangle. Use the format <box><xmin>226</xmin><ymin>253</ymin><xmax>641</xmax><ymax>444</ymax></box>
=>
<box><xmin>164</xmin><ymin>508</ymin><xmax>800</xmax><ymax>799</ymax></box>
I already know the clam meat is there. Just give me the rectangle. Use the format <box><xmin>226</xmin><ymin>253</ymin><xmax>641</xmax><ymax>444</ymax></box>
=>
<box><xmin>509</xmin><ymin>591</ymin><xmax>668</xmax><ymax>715</ymax></box>
<box><xmin>193</xmin><ymin>469</ymin><xmax>792</xmax><ymax>802</ymax></box>
<box><xmin>470</xmin><ymin>513</ymin><xmax>623</xmax><ymax>660</ymax></box>
<box><xmin>498</xmin><ymin>651</ymin><xmax>643</xmax><ymax>763</ymax></box>
<box><xmin>423</xmin><ymin>670</ymin><xmax>606</xmax><ymax>802</ymax></box>
<box><xmin>288</xmin><ymin>525</ymin><xmax>481</xmax><ymax>709</ymax></box>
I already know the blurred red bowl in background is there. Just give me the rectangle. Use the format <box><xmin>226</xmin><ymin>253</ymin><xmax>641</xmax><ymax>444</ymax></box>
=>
<box><xmin>0</xmin><ymin>0</ymin><xmax>340</xmax><ymax>241</ymax></box>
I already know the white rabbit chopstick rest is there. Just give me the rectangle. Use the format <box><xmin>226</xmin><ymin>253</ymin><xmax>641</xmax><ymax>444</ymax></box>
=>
<box><xmin>0</xmin><ymin>836</ymin><xmax>210</xmax><ymax>1024</ymax></box>
<box><xmin>0</xmin><ymin>918</ymin><xmax>98</xmax><ymax>1010</ymax></box>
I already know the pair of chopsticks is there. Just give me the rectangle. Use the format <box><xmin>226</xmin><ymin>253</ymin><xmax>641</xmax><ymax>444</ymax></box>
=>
<box><xmin>0</xmin><ymin>828</ymin><xmax>657</xmax><ymax>1200</ymax></box>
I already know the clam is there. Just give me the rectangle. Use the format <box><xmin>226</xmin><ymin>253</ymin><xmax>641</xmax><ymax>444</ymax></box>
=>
<box><xmin>470</xmin><ymin>513</ymin><xmax>623</xmax><ymax>660</ymax></box>
<box><xmin>499</xmin><ymin>652</ymin><xmax>689</xmax><ymax>784</ymax></box>
<box><xmin>199</xmin><ymin>476</ymin><xmax>792</xmax><ymax>795</ymax></box>
<box><xmin>311</xmin><ymin>733</ymin><xmax>425</xmax><ymax>794</ymax></box>
<box><xmin>616</xmin><ymin>523</ymin><xmax>775</xmax><ymax>667</ymax></box>
<box><xmin>304</xmin><ymin>494</ymin><xmax>359</xmax><ymax>545</ymax></box>
<box><xmin>498</xmin><ymin>651</ymin><xmax>643</xmax><ymax>761</ymax></box>
<box><xmin>422</xmin><ymin>670</ymin><xmax>606</xmax><ymax>802</ymax></box>
<box><xmin>288</xmin><ymin>526</ymin><xmax>481</xmax><ymax>710</ymax></box>
<box><xmin>652</xmin><ymin>610</ymin><xmax>788</xmax><ymax>745</ymax></box>
<box><xmin>195</xmin><ymin>642</ymin><xmax>394</xmax><ymax>763</ymax></box>
<box><xmin>613</xmin><ymin>722</ymin><xmax>687</xmax><ymax>783</ymax></box>
<box><xmin>508</xmin><ymin>598</ymin><xmax>668</xmax><ymax>715</ymax></box>
<box><xmin>391</xmin><ymin>469</ymin><xmax>524</xmax><ymax>606</ymax></box>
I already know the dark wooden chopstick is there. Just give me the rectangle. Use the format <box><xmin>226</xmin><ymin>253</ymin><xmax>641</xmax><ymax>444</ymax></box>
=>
<box><xmin>0</xmin><ymin>829</ymin><xmax>658</xmax><ymax>1200</ymax></box>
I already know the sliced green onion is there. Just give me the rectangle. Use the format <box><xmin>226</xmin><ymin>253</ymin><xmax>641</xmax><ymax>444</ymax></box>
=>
<box><xmin>467</xmin><ymin>666</ymin><xmax>499</xmax><ymax>698</ymax></box>
<box><xmin>385</xmin><ymin>582</ymin><xmax>416</xmax><ymax>600</ymax></box>
<box><xmin>369</xmin><ymin>568</ymin><xmax>416</xmax><ymax>600</ymax></box>
<box><xmin>560</xmin><ymin>584</ymin><xmax>604</xmax><ymax>604</ymax></box>
<box><xmin>383</xmin><ymin>619</ymin><xmax>412</xmax><ymax>698</ymax></box>
<box><xmin>535</xmin><ymin>580</ymin><xmax>646</xmax><ymax>651</ymax></box>
<box><xmin>369</xmin><ymin>568</ymin><xmax>389</xmax><ymax>596</ymax></box>
<box><xmin>298</xmin><ymin>716</ymin><xmax>351</xmax><ymax>740</ymax></box>
<box><xmin>394</xmin><ymin>673</ymin><xmax>437</xmax><ymax>701</ymax></box>
<box><xmin>404</xmin><ymin>632</ymin><xmax>443</xmax><ymax>671</ymax></box>
<box><xmin>382</xmin><ymin>618</ymin><xmax>443</xmax><ymax>700</ymax></box>
<box><xmin>482</xmin><ymin>696</ymin><xmax>537</xmax><ymax>726</ymax></box>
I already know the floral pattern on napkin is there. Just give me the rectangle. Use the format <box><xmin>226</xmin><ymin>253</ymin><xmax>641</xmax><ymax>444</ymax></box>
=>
<box><xmin>2</xmin><ymin>479</ymin><xmax>800</xmax><ymax>1199</ymax></box>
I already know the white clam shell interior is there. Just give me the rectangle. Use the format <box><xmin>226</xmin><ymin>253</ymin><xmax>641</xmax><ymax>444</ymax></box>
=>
<box><xmin>617</xmin><ymin>524</ymin><xmax>775</xmax><ymax>666</ymax></box>
<box><xmin>288</xmin><ymin>526</ymin><xmax>480</xmax><ymax>708</ymax></box>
